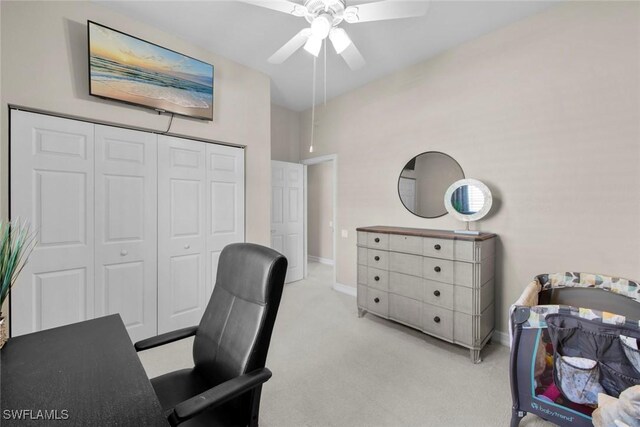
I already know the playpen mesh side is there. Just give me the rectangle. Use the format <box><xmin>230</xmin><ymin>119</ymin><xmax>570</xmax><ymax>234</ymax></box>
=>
<box><xmin>510</xmin><ymin>272</ymin><xmax>640</xmax><ymax>426</ymax></box>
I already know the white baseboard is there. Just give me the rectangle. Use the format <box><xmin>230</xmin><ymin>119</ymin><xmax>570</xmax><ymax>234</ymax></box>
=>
<box><xmin>308</xmin><ymin>255</ymin><xmax>334</xmax><ymax>266</ymax></box>
<box><xmin>333</xmin><ymin>282</ymin><xmax>356</xmax><ymax>297</ymax></box>
<box><xmin>493</xmin><ymin>330</ymin><xmax>510</xmax><ymax>348</ymax></box>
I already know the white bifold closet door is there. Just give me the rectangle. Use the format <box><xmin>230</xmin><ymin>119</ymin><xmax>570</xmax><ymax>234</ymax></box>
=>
<box><xmin>10</xmin><ymin>111</ymin><xmax>96</xmax><ymax>337</ymax></box>
<box><xmin>157</xmin><ymin>136</ymin><xmax>244</xmax><ymax>334</ymax></box>
<box><xmin>10</xmin><ymin>110</ymin><xmax>245</xmax><ymax>341</ymax></box>
<box><xmin>94</xmin><ymin>125</ymin><xmax>158</xmax><ymax>343</ymax></box>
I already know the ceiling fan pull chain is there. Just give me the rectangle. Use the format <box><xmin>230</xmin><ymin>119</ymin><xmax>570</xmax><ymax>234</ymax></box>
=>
<box><xmin>324</xmin><ymin>39</ymin><xmax>327</xmax><ymax>106</ymax></box>
<box><xmin>310</xmin><ymin>55</ymin><xmax>317</xmax><ymax>153</ymax></box>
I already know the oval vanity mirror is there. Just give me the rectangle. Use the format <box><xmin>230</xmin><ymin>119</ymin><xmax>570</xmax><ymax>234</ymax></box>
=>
<box><xmin>398</xmin><ymin>152</ymin><xmax>464</xmax><ymax>218</ymax></box>
<box><xmin>444</xmin><ymin>179</ymin><xmax>493</xmax><ymax>234</ymax></box>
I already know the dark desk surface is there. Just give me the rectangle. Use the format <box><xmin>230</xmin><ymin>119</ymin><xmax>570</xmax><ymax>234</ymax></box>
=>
<box><xmin>1</xmin><ymin>315</ymin><xmax>168</xmax><ymax>426</ymax></box>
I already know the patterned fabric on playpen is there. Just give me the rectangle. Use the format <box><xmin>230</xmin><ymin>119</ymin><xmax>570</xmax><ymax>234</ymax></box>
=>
<box><xmin>509</xmin><ymin>273</ymin><xmax>640</xmax><ymax>427</ymax></box>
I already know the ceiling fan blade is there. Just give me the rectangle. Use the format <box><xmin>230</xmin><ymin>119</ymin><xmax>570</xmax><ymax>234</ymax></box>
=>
<box><xmin>340</xmin><ymin>42</ymin><xmax>366</xmax><ymax>70</ymax></box>
<box><xmin>268</xmin><ymin>28</ymin><xmax>312</xmax><ymax>64</ymax></box>
<box><xmin>237</xmin><ymin>0</ymin><xmax>308</xmax><ymax>17</ymax></box>
<box><xmin>344</xmin><ymin>0</ymin><xmax>429</xmax><ymax>24</ymax></box>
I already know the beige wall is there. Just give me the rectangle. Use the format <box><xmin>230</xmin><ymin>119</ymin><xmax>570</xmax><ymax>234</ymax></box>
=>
<box><xmin>300</xmin><ymin>2</ymin><xmax>640</xmax><ymax>335</ymax></box>
<box><xmin>271</xmin><ymin>103</ymin><xmax>301</xmax><ymax>162</ymax></box>
<box><xmin>308</xmin><ymin>161</ymin><xmax>334</xmax><ymax>261</ymax></box>
<box><xmin>0</xmin><ymin>1</ymin><xmax>272</xmax><ymax>247</ymax></box>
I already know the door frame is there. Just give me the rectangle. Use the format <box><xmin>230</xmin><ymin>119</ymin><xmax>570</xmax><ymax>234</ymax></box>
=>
<box><xmin>301</xmin><ymin>154</ymin><xmax>337</xmax><ymax>286</ymax></box>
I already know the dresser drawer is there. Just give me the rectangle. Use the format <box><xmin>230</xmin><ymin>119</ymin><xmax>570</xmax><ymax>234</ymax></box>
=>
<box><xmin>453</xmin><ymin>240</ymin><xmax>476</xmax><ymax>262</ymax></box>
<box><xmin>422</xmin><ymin>304</ymin><xmax>453</xmax><ymax>341</ymax></box>
<box><xmin>423</xmin><ymin>257</ymin><xmax>454</xmax><ymax>283</ymax></box>
<box><xmin>367</xmin><ymin>267</ymin><xmax>389</xmax><ymax>291</ymax></box>
<box><xmin>454</xmin><ymin>239</ymin><xmax>494</xmax><ymax>262</ymax></box>
<box><xmin>389</xmin><ymin>272</ymin><xmax>423</xmax><ymax>300</ymax></box>
<box><xmin>454</xmin><ymin>279</ymin><xmax>494</xmax><ymax>314</ymax></box>
<box><xmin>453</xmin><ymin>312</ymin><xmax>473</xmax><ymax>346</ymax></box>
<box><xmin>423</xmin><ymin>280</ymin><xmax>453</xmax><ymax>310</ymax></box>
<box><xmin>423</xmin><ymin>237</ymin><xmax>454</xmax><ymax>259</ymax></box>
<box><xmin>357</xmin><ymin>285</ymin><xmax>367</xmax><ymax>308</ymax></box>
<box><xmin>389</xmin><ymin>252</ymin><xmax>422</xmax><ymax>277</ymax></box>
<box><xmin>357</xmin><ymin>231</ymin><xmax>367</xmax><ymax>246</ymax></box>
<box><xmin>389</xmin><ymin>294</ymin><xmax>422</xmax><ymax>329</ymax></box>
<box><xmin>357</xmin><ymin>247</ymin><xmax>367</xmax><ymax>266</ymax></box>
<box><xmin>367</xmin><ymin>233</ymin><xmax>389</xmax><ymax>250</ymax></box>
<box><xmin>389</xmin><ymin>234</ymin><xmax>422</xmax><ymax>255</ymax></box>
<box><xmin>367</xmin><ymin>249</ymin><xmax>389</xmax><ymax>270</ymax></box>
<box><xmin>367</xmin><ymin>288</ymin><xmax>389</xmax><ymax>317</ymax></box>
<box><xmin>453</xmin><ymin>262</ymin><xmax>474</xmax><ymax>287</ymax></box>
<box><xmin>357</xmin><ymin>265</ymin><xmax>367</xmax><ymax>285</ymax></box>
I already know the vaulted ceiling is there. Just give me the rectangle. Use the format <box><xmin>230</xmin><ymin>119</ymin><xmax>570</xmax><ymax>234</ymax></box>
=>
<box><xmin>98</xmin><ymin>1</ymin><xmax>558</xmax><ymax>111</ymax></box>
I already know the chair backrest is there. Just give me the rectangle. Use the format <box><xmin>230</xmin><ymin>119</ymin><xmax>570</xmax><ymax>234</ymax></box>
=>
<box><xmin>192</xmin><ymin>243</ymin><xmax>287</xmax><ymax>385</ymax></box>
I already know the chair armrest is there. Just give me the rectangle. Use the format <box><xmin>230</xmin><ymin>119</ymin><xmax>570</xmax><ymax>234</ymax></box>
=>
<box><xmin>168</xmin><ymin>368</ymin><xmax>272</xmax><ymax>426</ymax></box>
<box><xmin>134</xmin><ymin>326</ymin><xmax>198</xmax><ymax>352</ymax></box>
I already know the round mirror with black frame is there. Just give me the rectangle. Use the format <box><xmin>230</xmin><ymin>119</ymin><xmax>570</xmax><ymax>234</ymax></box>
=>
<box><xmin>398</xmin><ymin>151</ymin><xmax>464</xmax><ymax>218</ymax></box>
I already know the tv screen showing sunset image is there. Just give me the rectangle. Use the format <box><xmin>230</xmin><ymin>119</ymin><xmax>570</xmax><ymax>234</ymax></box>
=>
<box><xmin>88</xmin><ymin>21</ymin><xmax>214</xmax><ymax>120</ymax></box>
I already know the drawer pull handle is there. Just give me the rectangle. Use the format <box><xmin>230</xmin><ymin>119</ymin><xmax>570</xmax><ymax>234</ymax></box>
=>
<box><xmin>374</xmin><ymin>237</ymin><xmax>380</xmax><ymax>243</ymax></box>
<box><xmin>434</xmin><ymin>316</ymin><xmax>441</xmax><ymax>323</ymax></box>
<box><xmin>434</xmin><ymin>266</ymin><xmax>441</xmax><ymax>273</ymax></box>
<box><xmin>374</xmin><ymin>276</ymin><xmax>380</xmax><ymax>282</ymax></box>
<box><xmin>434</xmin><ymin>244</ymin><xmax>441</xmax><ymax>250</ymax></box>
<box><xmin>434</xmin><ymin>290</ymin><xmax>440</xmax><ymax>297</ymax></box>
<box><xmin>120</xmin><ymin>250</ymin><xmax>128</xmax><ymax>256</ymax></box>
<box><xmin>374</xmin><ymin>256</ymin><xmax>380</xmax><ymax>261</ymax></box>
<box><xmin>374</xmin><ymin>297</ymin><xmax>380</xmax><ymax>303</ymax></box>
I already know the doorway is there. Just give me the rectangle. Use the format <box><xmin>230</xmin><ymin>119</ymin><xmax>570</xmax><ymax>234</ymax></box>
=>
<box><xmin>302</xmin><ymin>155</ymin><xmax>337</xmax><ymax>286</ymax></box>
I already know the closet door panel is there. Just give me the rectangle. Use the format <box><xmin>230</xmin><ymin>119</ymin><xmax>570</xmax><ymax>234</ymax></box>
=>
<box><xmin>10</xmin><ymin>111</ymin><xmax>95</xmax><ymax>336</ymax></box>
<box><xmin>94</xmin><ymin>125</ymin><xmax>157</xmax><ymax>342</ymax></box>
<box><xmin>158</xmin><ymin>136</ymin><xmax>206</xmax><ymax>333</ymax></box>
<box><xmin>205</xmin><ymin>144</ymin><xmax>245</xmax><ymax>298</ymax></box>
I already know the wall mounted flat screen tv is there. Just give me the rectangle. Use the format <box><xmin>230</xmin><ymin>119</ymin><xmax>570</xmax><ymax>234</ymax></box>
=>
<box><xmin>88</xmin><ymin>21</ymin><xmax>214</xmax><ymax>120</ymax></box>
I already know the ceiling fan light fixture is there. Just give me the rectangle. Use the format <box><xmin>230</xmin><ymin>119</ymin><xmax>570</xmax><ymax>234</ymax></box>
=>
<box><xmin>328</xmin><ymin>27</ymin><xmax>351</xmax><ymax>54</ymax></box>
<box><xmin>303</xmin><ymin>36</ymin><xmax>322</xmax><ymax>57</ymax></box>
<box><xmin>310</xmin><ymin>14</ymin><xmax>332</xmax><ymax>39</ymax></box>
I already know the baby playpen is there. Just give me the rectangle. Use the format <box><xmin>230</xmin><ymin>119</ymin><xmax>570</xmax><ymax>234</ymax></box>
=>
<box><xmin>509</xmin><ymin>272</ymin><xmax>640</xmax><ymax>426</ymax></box>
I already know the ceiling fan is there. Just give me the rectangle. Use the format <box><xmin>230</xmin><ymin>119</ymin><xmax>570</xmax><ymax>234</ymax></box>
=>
<box><xmin>240</xmin><ymin>0</ymin><xmax>429</xmax><ymax>70</ymax></box>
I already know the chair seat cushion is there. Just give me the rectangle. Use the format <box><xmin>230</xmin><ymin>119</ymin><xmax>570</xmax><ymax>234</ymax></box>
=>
<box><xmin>151</xmin><ymin>368</ymin><xmax>246</xmax><ymax>427</ymax></box>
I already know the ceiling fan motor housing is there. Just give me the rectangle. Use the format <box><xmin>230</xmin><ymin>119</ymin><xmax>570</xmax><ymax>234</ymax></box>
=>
<box><xmin>258</xmin><ymin>0</ymin><xmax>429</xmax><ymax>70</ymax></box>
<box><xmin>304</xmin><ymin>0</ymin><xmax>346</xmax><ymax>27</ymax></box>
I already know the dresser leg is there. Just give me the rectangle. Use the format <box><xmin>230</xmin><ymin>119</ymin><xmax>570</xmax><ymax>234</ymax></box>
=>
<box><xmin>357</xmin><ymin>308</ymin><xmax>366</xmax><ymax>318</ymax></box>
<box><xmin>470</xmin><ymin>349</ymin><xmax>482</xmax><ymax>364</ymax></box>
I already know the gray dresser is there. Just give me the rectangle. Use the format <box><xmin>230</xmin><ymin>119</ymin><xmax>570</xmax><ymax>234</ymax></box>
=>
<box><xmin>356</xmin><ymin>226</ymin><xmax>496</xmax><ymax>363</ymax></box>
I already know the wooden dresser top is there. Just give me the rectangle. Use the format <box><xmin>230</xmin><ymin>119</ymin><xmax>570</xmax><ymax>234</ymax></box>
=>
<box><xmin>356</xmin><ymin>226</ymin><xmax>496</xmax><ymax>242</ymax></box>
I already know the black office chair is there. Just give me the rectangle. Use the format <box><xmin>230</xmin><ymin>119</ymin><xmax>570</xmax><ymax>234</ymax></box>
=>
<box><xmin>135</xmin><ymin>243</ymin><xmax>287</xmax><ymax>427</ymax></box>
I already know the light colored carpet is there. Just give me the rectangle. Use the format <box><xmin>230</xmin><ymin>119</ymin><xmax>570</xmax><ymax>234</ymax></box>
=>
<box><xmin>139</xmin><ymin>262</ymin><xmax>553</xmax><ymax>426</ymax></box>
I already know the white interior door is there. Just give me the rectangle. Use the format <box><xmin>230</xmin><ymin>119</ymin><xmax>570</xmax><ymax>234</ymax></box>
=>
<box><xmin>271</xmin><ymin>161</ymin><xmax>304</xmax><ymax>283</ymax></box>
<box><xmin>10</xmin><ymin>111</ymin><xmax>95</xmax><ymax>336</ymax></box>
<box><xmin>94</xmin><ymin>125</ymin><xmax>157</xmax><ymax>342</ymax></box>
<box><xmin>158</xmin><ymin>135</ymin><xmax>207</xmax><ymax>333</ymax></box>
<box><xmin>205</xmin><ymin>144</ymin><xmax>245</xmax><ymax>298</ymax></box>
